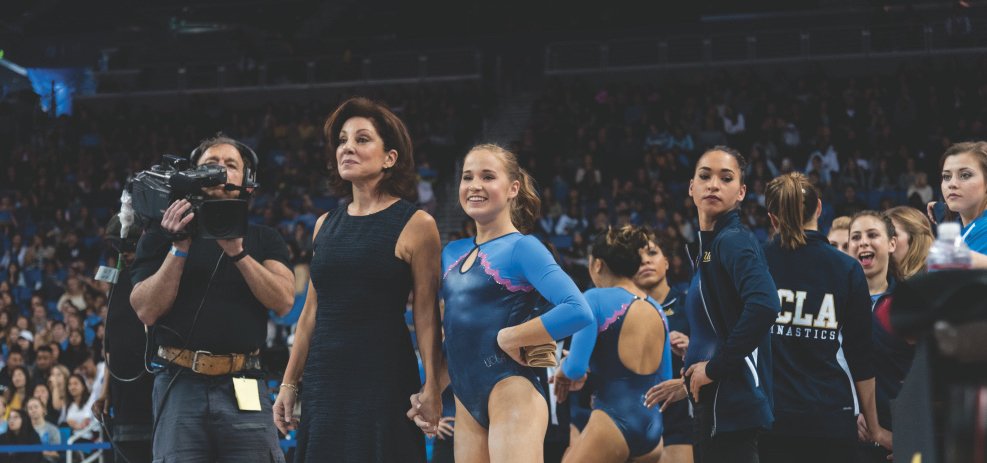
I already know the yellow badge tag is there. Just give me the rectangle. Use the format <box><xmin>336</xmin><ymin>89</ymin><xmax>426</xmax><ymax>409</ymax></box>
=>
<box><xmin>232</xmin><ymin>377</ymin><xmax>262</xmax><ymax>411</ymax></box>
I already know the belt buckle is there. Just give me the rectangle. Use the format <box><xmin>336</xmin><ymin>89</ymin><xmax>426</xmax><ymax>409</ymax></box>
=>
<box><xmin>191</xmin><ymin>350</ymin><xmax>211</xmax><ymax>374</ymax></box>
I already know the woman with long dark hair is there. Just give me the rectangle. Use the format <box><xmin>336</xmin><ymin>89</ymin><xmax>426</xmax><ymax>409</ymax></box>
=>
<box><xmin>274</xmin><ymin>97</ymin><xmax>443</xmax><ymax>462</ymax></box>
<box><xmin>0</xmin><ymin>409</ymin><xmax>42</xmax><ymax>463</ymax></box>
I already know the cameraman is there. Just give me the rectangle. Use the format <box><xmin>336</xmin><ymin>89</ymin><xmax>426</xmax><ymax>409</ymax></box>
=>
<box><xmin>129</xmin><ymin>136</ymin><xmax>294</xmax><ymax>463</ymax></box>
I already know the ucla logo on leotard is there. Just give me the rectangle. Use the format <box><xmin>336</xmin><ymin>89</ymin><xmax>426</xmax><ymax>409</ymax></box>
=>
<box><xmin>772</xmin><ymin>289</ymin><xmax>839</xmax><ymax>340</ymax></box>
<box><xmin>702</xmin><ymin>251</ymin><xmax>711</xmax><ymax>262</ymax></box>
<box><xmin>482</xmin><ymin>353</ymin><xmax>504</xmax><ymax>368</ymax></box>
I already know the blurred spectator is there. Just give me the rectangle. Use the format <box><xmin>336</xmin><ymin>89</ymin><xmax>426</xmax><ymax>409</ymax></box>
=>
<box><xmin>3</xmin><ymin>367</ymin><xmax>30</xmax><ymax>419</ymax></box>
<box><xmin>0</xmin><ymin>409</ymin><xmax>42</xmax><ymax>463</ymax></box>
<box><xmin>60</xmin><ymin>330</ymin><xmax>87</xmax><ymax>373</ymax></box>
<box><xmin>25</xmin><ymin>398</ymin><xmax>59</xmax><ymax>463</ymax></box>
<box><xmin>45</xmin><ymin>366</ymin><xmax>69</xmax><ymax>425</ymax></box>
<box><xmin>29</xmin><ymin>384</ymin><xmax>59</xmax><ymax>425</ymax></box>
<box><xmin>0</xmin><ymin>350</ymin><xmax>24</xmax><ymax>391</ymax></box>
<box><xmin>63</xmin><ymin>374</ymin><xmax>93</xmax><ymax>441</ymax></box>
<box><xmin>907</xmin><ymin>172</ymin><xmax>934</xmax><ymax>206</ymax></box>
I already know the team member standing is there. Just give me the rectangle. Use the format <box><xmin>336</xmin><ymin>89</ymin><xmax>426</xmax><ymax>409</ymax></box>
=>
<box><xmin>130</xmin><ymin>135</ymin><xmax>294</xmax><ymax>463</ymax></box>
<box><xmin>274</xmin><ymin>97</ymin><xmax>443</xmax><ymax>462</ymax></box>
<box><xmin>555</xmin><ymin>226</ymin><xmax>671</xmax><ymax>463</ymax></box>
<box><xmin>759</xmin><ymin>173</ymin><xmax>890</xmax><ymax>462</ymax></box>
<box><xmin>437</xmin><ymin>144</ymin><xmax>593</xmax><ymax>463</ymax></box>
<box><xmin>939</xmin><ymin>141</ymin><xmax>987</xmax><ymax>266</ymax></box>
<box><xmin>885</xmin><ymin>206</ymin><xmax>934</xmax><ymax>279</ymax></box>
<box><xmin>681</xmin><ymin>146</ymin><xmax>780</xmax><ymax>463</ymax></box>
<box><xmin>637</xmin><ymin>237</ymin><xmax>693</xmax><ymax>463</ymax></box>
<box><xmin>827</xmin><ymin>216</ymin><xmax>851</xmax><ymax>255</ymax></box>
<box><xmin>848</xmin><ymin>211</ymin><xmax>908</xmax><ymax>462</ymax></box>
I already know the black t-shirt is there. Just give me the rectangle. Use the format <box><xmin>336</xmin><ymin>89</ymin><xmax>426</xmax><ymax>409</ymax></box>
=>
<box><xmin>130</xmin><ymin>224</ymin><xmax>291</xmax><ymax>354</ymax></box>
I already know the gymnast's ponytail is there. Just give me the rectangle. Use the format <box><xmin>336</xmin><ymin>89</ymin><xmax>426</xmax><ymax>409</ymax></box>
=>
<box><xmin>765</xmin><ymin>172</ymin><xmax>819</xmax><ymax>250</ymax></box>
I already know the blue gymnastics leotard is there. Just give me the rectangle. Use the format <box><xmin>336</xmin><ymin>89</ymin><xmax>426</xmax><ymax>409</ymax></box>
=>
<box><xmin>562</xmin><ymin>287</ymin><xmax>673</xmax><ymax>457</ymax></box>
<box><xmin>441</xmin><ymin>232</ymin><xmax>593</xmax><ymax>428</ymax></box>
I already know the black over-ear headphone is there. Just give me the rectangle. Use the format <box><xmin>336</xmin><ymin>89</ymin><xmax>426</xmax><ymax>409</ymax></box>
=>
<box><xmin>189</xmin><ymin>137</ymin><xmax>260</xmax><ymax>187</ymax></box>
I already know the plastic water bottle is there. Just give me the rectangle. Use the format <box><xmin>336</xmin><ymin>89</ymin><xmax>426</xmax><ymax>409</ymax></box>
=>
<box><xmin>927</xmin><ymin>222</ymin><xmax>972</xmax><ymax>272</ymax></box>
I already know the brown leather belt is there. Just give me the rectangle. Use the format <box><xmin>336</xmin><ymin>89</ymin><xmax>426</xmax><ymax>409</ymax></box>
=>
<box><xmin>157</xmin><ymin>346</ymin><xmax>261</xmax><ymax>376</ymax></box>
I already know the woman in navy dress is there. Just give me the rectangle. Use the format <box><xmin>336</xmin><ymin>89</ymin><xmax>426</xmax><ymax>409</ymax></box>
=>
<box><xmin>273</xmin><ymin>97</ymin><xmax>443</xmax><ymax>462</ymax></box>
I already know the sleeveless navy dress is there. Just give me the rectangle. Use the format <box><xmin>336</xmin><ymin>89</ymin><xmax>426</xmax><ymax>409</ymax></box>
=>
<box><xmin>294</xmin><ymin>199</ymin><xmax>425</xmax><ymax>463</ymax></box>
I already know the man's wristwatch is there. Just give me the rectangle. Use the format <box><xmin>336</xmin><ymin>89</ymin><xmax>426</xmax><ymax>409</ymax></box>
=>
<box><xmin>230</xmin><ymin>249</ymin><xmax>249</xmax><ymax>262</ymax></box>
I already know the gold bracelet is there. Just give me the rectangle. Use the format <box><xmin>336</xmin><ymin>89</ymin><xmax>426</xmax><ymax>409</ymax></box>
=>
<box><xmin>280</xmin><ymin>383</ymin><xmax>298</xmax><ymax>393</ymax></box>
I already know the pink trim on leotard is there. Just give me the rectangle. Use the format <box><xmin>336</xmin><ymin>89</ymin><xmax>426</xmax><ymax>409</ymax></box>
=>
<box><xmin>599</xmin><ymin>302</ymin><xmax>631</xmax><ymax>333</ymax></box>
<box><xmin>477</xmin><ymin>250</ymin><xmax>534</xmax><ymax>293</ymax></box>
<box><xmin>443</xmin><ymin>250</ymin><xmax>472</xmax><ymax>279</ymax></box>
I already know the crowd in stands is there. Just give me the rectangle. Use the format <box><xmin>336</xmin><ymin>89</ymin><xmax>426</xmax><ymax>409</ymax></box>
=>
<box><xmin>495</xmin><ymin>60</ymin><xmax>987</xmax><ymax>290</ymax></box>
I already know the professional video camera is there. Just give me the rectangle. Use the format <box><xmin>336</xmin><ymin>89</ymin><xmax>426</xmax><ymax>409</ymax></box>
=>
<box><xmin>127</xmin><ymin>154</ymin><xmax>249</xmax><ymax>239</ymax></box>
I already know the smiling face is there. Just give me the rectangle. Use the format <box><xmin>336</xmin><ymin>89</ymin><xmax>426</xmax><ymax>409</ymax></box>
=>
<box><xmin>196</xmin><ymin>144</ymin><xmax>245</xmax><ymax>199</ymax></box>
<box><xmin>689</xmin><ymin>150</ymin><xmax>746</xmax><ymax>224</ymax></box>
<box><xmin>941</xmin><ymin>152</ymin><xmax>987</xmax><ymax>223</ymax></box>
<box><xmin>633</xmin><ymin>240</ymin><xmax>669</xmax><ymax>290</ymax></box>
<box><xmin>849</xmin><ymin>215</ymin><xmax>896</xmax><ymax>281</ymax></box>
<box><xmin>335</xmin><ymin>117</ymin><xmax>396</xmax><ymax>185</ymax></box>
<box><xmin>459</xmin><ymin>149</ymin><xmax>519</xmax><ymax>227</ymax></box>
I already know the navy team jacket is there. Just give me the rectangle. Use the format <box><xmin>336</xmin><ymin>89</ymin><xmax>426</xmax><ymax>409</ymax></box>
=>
<box><xmin>685</xmin><ymin>209</ymin><xmax>780</xmax><ymax>435</ymax></box>
<box><xmin>764</xmin><ymin>230</ymin><xmax>875</xmax><ymax>439</ymax></box>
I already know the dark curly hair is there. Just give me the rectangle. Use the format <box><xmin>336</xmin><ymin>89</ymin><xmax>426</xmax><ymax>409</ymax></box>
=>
<box><xmin>591</xmin><ymin>225</ymin><xmax>651</xmax><ymax>277</ymax></box>
<box><xmin>323</xmin><ymin>97</ymin><xmax>418</xmax><ymax>201</ymax></box>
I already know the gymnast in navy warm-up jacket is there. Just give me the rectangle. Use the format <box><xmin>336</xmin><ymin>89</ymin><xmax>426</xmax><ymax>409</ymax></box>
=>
<box><xmin>682</xmin><ymin>147</ymin><xmax>780</xmax><ymax>463</ymax></box>
<box><xmin>759</xmin><ymin>173</ymin><xmax>890</xmax><ymax>463</ymax></box>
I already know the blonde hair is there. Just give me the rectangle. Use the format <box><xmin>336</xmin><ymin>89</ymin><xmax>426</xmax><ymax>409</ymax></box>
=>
<box><xmin>830</xmin><ymin>216</ymin><xmax>851</xmax><ymax>232</ymax></box>
<box><xmin>466</xmin><ymin>144</ymin><xmax>541</xmax><ymax>234</ymax></box>
<box><xmin>884</xmin><ymin>206</ymin><xmax>934</xmax><ymax>279</ymax></box>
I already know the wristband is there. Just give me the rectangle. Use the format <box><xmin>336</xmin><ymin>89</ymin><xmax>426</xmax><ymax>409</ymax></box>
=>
<box><xmin>169</xmin><ymin>246</ymin><xmax>189</xmax><ymax>258</ymax></box>
<box><xmin>230</xmin><ymin>249</ymin><xmax>249</xmax><ymax>262</ymax></box>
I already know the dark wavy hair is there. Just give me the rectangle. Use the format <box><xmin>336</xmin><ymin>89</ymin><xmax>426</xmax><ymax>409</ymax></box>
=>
<box><xmin>323</xmin><ymin>97</ymin><xmax>418</xmax><ymax>201</ymax></box>
<box><xmin>591</xmin><ymin>225</ymin><xmax>651</xmax><ymax>278</ymax></box>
